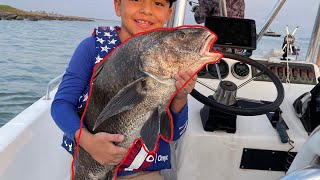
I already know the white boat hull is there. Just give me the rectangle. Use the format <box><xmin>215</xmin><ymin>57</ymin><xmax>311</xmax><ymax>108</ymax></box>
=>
<box><xmin>0</xmin><ymin>89</ymin><xmax>71</xmax><ymax>180</ymax></box>
<box><xmin>0</xmin><ymin>59</ymin><xmax>319</xmax><ymax>180</ymax></box>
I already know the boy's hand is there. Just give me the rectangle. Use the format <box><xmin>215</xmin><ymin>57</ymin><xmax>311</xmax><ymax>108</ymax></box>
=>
<box><xmin>170</xmin><ymin>69</ymin><xmax>197</xmax><ymax>113</ymax></box>
<box><xmin>76</xmin><ymin>129</ymin><xmax>128</xmax><ymax>165</ymax></box>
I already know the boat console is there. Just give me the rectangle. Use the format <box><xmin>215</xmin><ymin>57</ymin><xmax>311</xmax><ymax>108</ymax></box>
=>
<box><xmin>175</xmin><ymin>15</ymin><xmax>320</xmax><ymax>180</ymax></box>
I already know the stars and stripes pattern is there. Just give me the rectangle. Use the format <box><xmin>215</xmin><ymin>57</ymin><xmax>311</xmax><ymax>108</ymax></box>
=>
<box><xmin>77</xmin><ymin>26</ymin><xmax>121</xmax><ymax>109</ymax></box>
<box><xmin>62</xmin><ymin>26</ymin><xmax>122</xmax><ymax>154</ymax></box>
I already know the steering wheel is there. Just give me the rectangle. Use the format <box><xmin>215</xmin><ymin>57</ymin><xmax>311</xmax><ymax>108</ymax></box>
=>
<box><xmin>191</xmin><ymin>52</ymin><xmax>285</xmax><ymax>116</ymax></box>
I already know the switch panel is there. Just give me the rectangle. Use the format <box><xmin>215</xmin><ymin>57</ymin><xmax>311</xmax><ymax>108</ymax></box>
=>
<box><xmin>252</xmin><ymin>61</ymin><xmax>317</xmax><ymax>85</ymax></box>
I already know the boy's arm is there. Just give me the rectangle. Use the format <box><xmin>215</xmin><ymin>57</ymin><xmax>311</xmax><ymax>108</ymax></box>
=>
<box><xmin>170</xmin><ymin>69</ymin><xmax>197</xmax><ymax>140</ymax></box>
<box><xmin>51</xmin><ymin>36</ymin><xmax>96</xmax><ymax>141</ymax></box>
<box><xmin>171</xmin><ymin>104</ymin><xmax>188</xmax><ymax>141</ymax></box>
<box><xmin>51</xmin><ymin>36</ymin><xmax>128</xmax><ymax>165</ymax></box>
<box><xmin>171</xmin><ymin>69</ymin><xmax>196</xmax><ymax>113</ymax></box>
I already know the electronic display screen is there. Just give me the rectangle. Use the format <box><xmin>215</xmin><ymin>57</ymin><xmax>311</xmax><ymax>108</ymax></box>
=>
<box><xmin>205</xmin><ymin>16</ymin><xmax>257</xmax><ymax>50</ymax></box>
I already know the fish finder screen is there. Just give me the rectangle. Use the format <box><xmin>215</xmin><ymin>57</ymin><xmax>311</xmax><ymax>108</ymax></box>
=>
<box><xmin>205</xmin><ymin>16</ymin><xmax>256</xmax><ymax>50</ymax></box>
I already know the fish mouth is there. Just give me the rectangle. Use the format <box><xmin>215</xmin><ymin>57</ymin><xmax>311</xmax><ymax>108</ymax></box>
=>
<box><xmin>200</xmin><ymin>34</ymin><xmax>216</xmax><ymax>57</ymax></box>
<box><xmin>191</xmin><ymin>33</ymin><xmax>221</xmax><ymax>72</ymax></box>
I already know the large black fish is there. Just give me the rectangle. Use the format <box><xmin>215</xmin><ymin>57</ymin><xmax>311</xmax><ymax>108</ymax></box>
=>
<box><xmin>74</xmin><ymin>26</ymin><xmax>221</xmax><ymax>180</ymax></box>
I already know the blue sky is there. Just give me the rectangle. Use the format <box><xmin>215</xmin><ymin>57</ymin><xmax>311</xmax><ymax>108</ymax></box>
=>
<box><xmin>0</xmin><ymin>0</ymin><xmax>319</xmax><ymax>38</ymax></box>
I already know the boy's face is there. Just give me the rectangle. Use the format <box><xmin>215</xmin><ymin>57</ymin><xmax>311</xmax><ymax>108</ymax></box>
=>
<box><xmin>114</xmin><ymin>0</ymin><xmax>172</xmax><ymax>41</ymax></box>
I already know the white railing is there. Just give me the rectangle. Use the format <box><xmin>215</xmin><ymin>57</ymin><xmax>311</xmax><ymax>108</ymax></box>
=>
<box><xmin>44</xmin><ymin>74</ymin><xmax>63</xmax><ymax>100</ymax></box>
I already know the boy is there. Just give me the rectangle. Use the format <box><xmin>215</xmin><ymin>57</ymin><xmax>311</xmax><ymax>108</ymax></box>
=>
<box><xmin>51</xmin><ymin>0</ymin><xmax>197</xmax><ymax>179</ymax></box>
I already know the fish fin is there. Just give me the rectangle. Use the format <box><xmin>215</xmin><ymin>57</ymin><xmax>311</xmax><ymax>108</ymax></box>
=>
<box><xmin>93</xmin><ymin>77</ymin><xmax>147</xmax><ymax>130</ymax></box>
<box><xmin>160</xmin><ymin>111</ymin><xmax>172</xmax><ymax>141</ymax></box>
<box><xmin>140</xmin><ymin>108</ymin><xmax>161</xmax><ymax>151</ymax></box>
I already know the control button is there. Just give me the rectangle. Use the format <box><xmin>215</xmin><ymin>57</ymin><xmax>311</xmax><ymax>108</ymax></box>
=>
<box><xmin>292</xmin><ymin>68</ymin><xmax>299</xmax><ymax>77</ymax></box>
<box><xmin>278</xmin><ymin>67</ymin><xmax>284</xmax><ymax>77</ymax></box>
<box><xmin>270</xmin><ymin>66</ymin><xmax>277</xmax><ymax>75</ymax></box>
<box><xmin>285</xmin><ymin>68</ymin><xmax>291</xmax><ymax>76</ymax></box>
<box><xmin>301</xmin><ymin>69</ymin><xmax>307</xmax><ymax>78</ymax></box>
<box><xmin>307</xmin><ymin>69</ymin><xmax>314</xmax><ymax>79</ymax></box>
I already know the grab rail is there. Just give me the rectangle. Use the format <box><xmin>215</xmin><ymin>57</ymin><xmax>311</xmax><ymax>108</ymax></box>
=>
<box><xmin>306</xmin><ymin>3</ymin><xmax>320</xmax><ymax>63</ymax></box>
<box><xmin>257</xmin><ymin>0</ymin><xmax>287</xmax><ymax>43</ymax></box>
<box><xmin>173</xmin><ymin>0</ymin><xmax>187</xmax><ymax>27</ymax></box>
<box><xmin>219</xmin><ymin>0</ymin><xmax>228</xmax><ymax>17</ymax></box>
<box><xmin>44</xmin><ymin>74</ymin><xmax>63</xmax><ymax>100</ymax></box>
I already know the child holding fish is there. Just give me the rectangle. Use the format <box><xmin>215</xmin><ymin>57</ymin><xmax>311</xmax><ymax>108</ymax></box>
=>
<box><xmin>51</xmin><ymin>0</ymin><xmax>197</xmax><ymax>179</ymax></box>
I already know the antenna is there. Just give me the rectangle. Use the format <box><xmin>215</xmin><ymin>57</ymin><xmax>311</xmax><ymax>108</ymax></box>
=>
<box><xmin>282</xmin><ymin>25</ymin><xmax>299</xmax><ymax>54</ymax></box>
<box><xmin>281</xmin><ymin>25</ymin><xmax>299</xmax><ymax>84</ymax></box>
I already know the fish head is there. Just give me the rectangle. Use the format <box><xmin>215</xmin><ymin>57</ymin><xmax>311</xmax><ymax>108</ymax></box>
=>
<box><xmin>139</xmin><ymin>26</ymin><xmax>222</xmax><ymax>81</ymax></box>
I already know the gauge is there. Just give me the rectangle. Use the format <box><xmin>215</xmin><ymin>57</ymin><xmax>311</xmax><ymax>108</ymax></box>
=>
<box><xmin>231</xmin><ymin>62</ymin><xmax>250</xmax><ymax>79</ymax></box>
<box><xmin>197</xmin><ymin>66</ymin><xmax>207</xmax><ymax>77</ymax></box>
<box><xmin>207</xmin><ymin>59</ymin><xmax>229</xmax><ymax>79</ymax></box>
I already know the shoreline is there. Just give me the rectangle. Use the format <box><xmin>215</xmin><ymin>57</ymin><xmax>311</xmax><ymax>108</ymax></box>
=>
<box><xmin>0</xmin><ymin>5</ymin><xmax>94</xmax><ymax>21</ymax></box>
<box><xmin>0</xmin><ymin>11</ymin><xmax>94</xmax><ymax>21</ymax></box>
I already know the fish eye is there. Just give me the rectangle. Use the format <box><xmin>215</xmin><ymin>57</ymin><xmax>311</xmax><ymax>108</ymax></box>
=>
<box><xmin>176</xmin><ymin>31</ymin><xmax>186</xmax><ymax>40</ymax></box>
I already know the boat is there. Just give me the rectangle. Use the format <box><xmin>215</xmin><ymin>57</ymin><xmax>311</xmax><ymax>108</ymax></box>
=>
<box><xmin>1</xmin><ymin>0</ymin><xmax>320</xmax><ymax>180</ymax></box>
<box><xmin>264</xmin><ymin>29</ymin><xmax>282</xmax><ymax>37</ymax></box>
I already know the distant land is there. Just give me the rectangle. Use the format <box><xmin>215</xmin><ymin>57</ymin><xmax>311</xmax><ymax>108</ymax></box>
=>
<box><xmin>0</xmin><ymin>5</ymin><xmax>93</xmax><ymax>21</ymax></box>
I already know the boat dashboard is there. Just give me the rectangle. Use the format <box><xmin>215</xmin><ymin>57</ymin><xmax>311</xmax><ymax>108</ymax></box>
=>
<box><xmin>197</xmin><ymin>58</ymin><xmax>318</xmax><ymax>85</ymax></box>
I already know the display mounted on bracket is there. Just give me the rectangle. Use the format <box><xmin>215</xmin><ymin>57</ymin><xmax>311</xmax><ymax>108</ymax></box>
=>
<box><xmin>205</xmin><ymin>16</ymin><xmax>257</xmax><ymax>50</ymax></box>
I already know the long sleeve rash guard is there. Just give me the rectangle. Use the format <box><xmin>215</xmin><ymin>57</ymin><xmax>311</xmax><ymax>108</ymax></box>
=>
<box><xmin>51</xmin><ymin>26</ymin><xmax>189</xmax><ymax>174</ymax></box>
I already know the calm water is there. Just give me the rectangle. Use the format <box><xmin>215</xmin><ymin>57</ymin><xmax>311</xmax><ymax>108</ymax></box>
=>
<box><xmin>0</xmin><ymin>20</ymin><xmax>311</xmax><ymax>127</ymax></box>
<box><xmin>0</xmin><ymin>20</ymin><xmax>119</xmax><ymax>126</ymax></box>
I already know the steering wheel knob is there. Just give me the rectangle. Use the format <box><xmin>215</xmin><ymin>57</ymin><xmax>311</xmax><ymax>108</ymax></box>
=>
<box><xmin>214</xmin><ymin>81</ymin><xmax>237</xmax><ymax>106</ymax></box>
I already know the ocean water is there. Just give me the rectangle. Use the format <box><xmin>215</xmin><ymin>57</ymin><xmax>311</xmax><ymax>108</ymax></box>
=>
<box><xmin>0</xmin><ymin>20</ymin><xmax>311</xmax><ymax>127</ymax></box>
<box><xmin>0</xmin><ymin>20</ymin><xmax>120</xmax><ymax>126</ymax></box>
